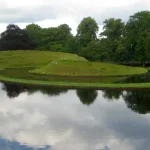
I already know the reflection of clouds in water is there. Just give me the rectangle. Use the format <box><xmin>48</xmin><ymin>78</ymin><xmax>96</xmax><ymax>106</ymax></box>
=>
<box><xmin>0</xmin><ymin>85</ymin><xmax>149</xmax><ymax>150</ymax></box>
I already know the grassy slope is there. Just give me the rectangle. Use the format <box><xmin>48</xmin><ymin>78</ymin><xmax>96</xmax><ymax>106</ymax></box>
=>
<box><xmin>31</xmin><ymin>60</ymin><xmax>147</xmax><ymax>76</ymax></box>
<box><xmin>0</xmin><ymin>68</ymin><xmax>127</xmax><ymax>83</ymax></box>
<box><xmin>0</xmin><ymin>50</ymin><xmax>149</xmax><ymax>89</ymax></box>
<box><xmin>0</xmin><ymin>50</ymin><xmax>86</xmax><ymax>69</ymax></box>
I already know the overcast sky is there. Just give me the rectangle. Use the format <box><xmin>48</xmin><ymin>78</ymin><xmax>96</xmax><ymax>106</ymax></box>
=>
<box><xmin>0</xmin><ymin>0</ymin><xmax>150</xmax><ymax>34</ymax></box>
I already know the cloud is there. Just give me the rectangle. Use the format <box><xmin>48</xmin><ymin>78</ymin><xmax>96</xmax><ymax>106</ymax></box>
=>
<box><xmin>0</xmin><ymin>0</ymin><xmax>149</xmax><ymax>35</ymax></box>
<box><xmin>0</xmin><ymin>0</ymin><xmax>150</xmax><ymax>24</ymax></box>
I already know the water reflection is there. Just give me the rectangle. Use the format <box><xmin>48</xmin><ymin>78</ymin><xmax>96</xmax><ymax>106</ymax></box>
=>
<box><xmin>0</xmin><ymin>83</ymin><xmax>150</xmax><ymax>150</ymax></box>
<box><xmin>102</xmin><ymin>89</ymin><xmax>150</xmax><ymax>114</ymax></box>
<box><xmin>123</xmin><ymin>90</ymin><xmax>150</xmax><ymax>114</ymax></box>
<box><xmin>117</xmin><ymin>72</ymin><xmax>150</xmax><ymax>83</ymax></box>
<box><xmin>102</xmin><ymin>90</ymin><xmax>122</xmax><ymax>100</ymax></box>
<box><xmin>2</xmin><ymin>83</ymin><xmax>98</xmax><ymax>106</ymax></box>
<box><xmin>2</xmin><ymin>83</ymin><xmax>26</xmax><ymax>98</ymax></box>
<box><xmin>2</xmin><ymin>83</ymin><xmax>150</xmax><ymax>114</ymax></box>
<box><xmin>0</xmin><ymin>137</ymin><xmax>51</xmax><ymax>150</ymax></box>
<box><xmin>2</xmin><ymin>83</ymin><xmax>68</xmax><ymax>98</ymax></box>
<box><xmin>76</xmin><ymin>89</ymin><xmax>98</xmax><ymax>105</ymax></box>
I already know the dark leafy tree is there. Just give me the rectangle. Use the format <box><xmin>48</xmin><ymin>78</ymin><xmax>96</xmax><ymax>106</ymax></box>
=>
<box><xmin>125</xmin><ymin>11</ymin><xmax>150</xmax><ymax>63</ymax></box>
<box><xmin>0</xmin><ymin>24</ymin><xmax>33</xmax><ymax>50</ymax></box>
<box><xmin>25</xmin><ymin>23</ymin><xmax>42</xmax><ymax>49</ymax></box>
<box><xmin>79</xmin><ymin>39</ymin><xmax>111</xmax><ymax>61</ymax></box>
<box><xmin>99</xmin><ymin>18</ymin><xmax>124</xmax><ymax>61</ymax></box>
<box><xmin>100</xmin><ymin>18</ymin><xmax>124</xmax><ymax>40</ymax></box>
<box><xmin>64</xmin><ymin>36</ymin><xmax>80</xmax><ymax>54</ymax></box>
<box><xmin>36</xmin><ymin>24</ymin><xmax>72</xmax><ymax>52</ymax></box>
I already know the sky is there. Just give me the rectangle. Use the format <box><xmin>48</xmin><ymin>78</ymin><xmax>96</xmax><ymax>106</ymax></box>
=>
<box><xmin>0</xmin><ymin>0</ymin><xmax>150</xmax><ymax>35</ymax></box>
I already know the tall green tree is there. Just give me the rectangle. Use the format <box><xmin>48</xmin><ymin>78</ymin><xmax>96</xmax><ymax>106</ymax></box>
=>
<box><xmin>79</xmin><ymin>39</ymin><xmax>111</xmax><ymax>61</ymax></box>
<box><xmin>64</xmin><ymin>36</ymin><xmax>80</xmax><ymax>54</ymax></box>
<box><xmin>0</xmin><ymin>24</ymin><xmax>33</xmax><ymax>50</ymax></box>
<box><xmin>57</xmin><ymin>24</ymin><xmax>72</xmax><ymax>42</ymax></box>
<box><xmin>100</xmin><ymin>18</ymin><xmax>124</xmax><ymax>40</ymax></box>
<box><xmin>36</xmin><ymin>24</ymin><xmax>72</xmax><ymax>52</ymax></box>
<box><xmin>100</xmin><ymin>18</ymin><xmax>124</xmax><ymax>59</ymax></box>
<box><xmin>77</xmin><ymin>17</ymin><xmax>99</xmax><ymax>47</ymax></box>
<box><xmin>25</xmin><ymin>23</ymin><xmax>42</xmax><ymax>49</ymax></box>
<box><xmin>125</xmin><ymin>11</ymin><xmax>150</xmax><ymax>62</ymax></box>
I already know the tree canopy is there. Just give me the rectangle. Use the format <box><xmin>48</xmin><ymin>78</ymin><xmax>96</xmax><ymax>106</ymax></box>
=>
<box><xmin>77</xmin><ymin>17</ymin><xmax>99</xmax><ymax>47</ymax></box>
<box><xmin>0</xmin><ymin>24</ymin><xmax>33</xmax><ymax>50</ymax></box>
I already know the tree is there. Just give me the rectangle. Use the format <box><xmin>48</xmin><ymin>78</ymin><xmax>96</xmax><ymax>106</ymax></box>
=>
<box><xmin>25</xmin><ymin>23</ymin><xmax>42</xmax><ymax>49</ymax></box>
<box><xmin>57</xmin><ymin>24</ymin><xmax>72</xmax><ymax>43</ymax></box>
<box><xmin>100</xmin><ymin>18</ymin><xmax>124</xmax><ymax>40</ymax></box>
<box><xmin>100</xmin><ymin>18</ymin><xmax>124</xmax><ymax>60</ymax></box>
<box><xmin>0</xmin><ymin>24</ymin><xmax>33</xmax><ymax>50</ymax></box>
<box><xmin>36</xmin><ymin>24</ymin><xmax>72</xmax><ymax>52</ymax></box>
<box><xmin>79</xmin><ymin>39</ymin><xmax>111</xmax><ymax>61</ymax></box>
<box><xmin>77</xmin><ymin>17</ymin><xmax>99</xmax><ymax>47</ymax></box>
<box><xmin>64</xmin><ymin>36</ymin><xmax>80</xmax><ymax>54</ymax></box>
<box><xmin>125</xmin><ymin>11</ymin><xmax>150</xmax><ymax>62</ymax></box>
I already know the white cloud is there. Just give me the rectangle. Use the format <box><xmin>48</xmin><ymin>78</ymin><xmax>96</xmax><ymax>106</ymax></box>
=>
<box><xmin>0</xmin><ymin>0</ymin><xmax>149</xmax><ymax>35</ymax></box>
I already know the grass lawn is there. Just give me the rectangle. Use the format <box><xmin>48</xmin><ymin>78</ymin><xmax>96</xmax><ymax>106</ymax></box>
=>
<box><xmin>31</xmin><ymin>60</ymin><xmax>147</xmax><ymax>76</ymax></box>
<box><xmin>0</xmin><ymin>50</ymin><xmax>86</xmax><ymax>69</ymax></box>
<box><xmin>0</xmin><ymin>50</ymin><xmax>148</xmax><ymax>89</ymax></box>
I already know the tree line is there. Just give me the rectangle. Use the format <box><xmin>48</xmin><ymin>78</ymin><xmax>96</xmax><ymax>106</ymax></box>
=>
<box><xmin>0</xmin><ymin>10</ymin><xmax>150</xmax><ymax>64</ymax></box>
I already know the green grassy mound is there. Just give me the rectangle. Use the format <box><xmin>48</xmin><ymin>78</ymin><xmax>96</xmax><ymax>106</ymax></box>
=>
<box><xmin>0</xmin><ymin>50</ymin><xmax>148</xmax><ymax>89</ymax></box>
<box><xmin>0</xmin><ymin>50</ymin><xmax>86</xmax><ymax>69</ymax></box>
<box><xmin>30</xmin><ymin>60</ymin><xmax>147</xmax><ymax>76</ymax></box>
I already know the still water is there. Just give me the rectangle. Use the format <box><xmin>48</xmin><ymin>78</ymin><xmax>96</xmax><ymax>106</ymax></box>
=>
<box><xmin>0</xmin><ymin>83</ymin><xmax>150</xmax><ymax>150</ymax></box>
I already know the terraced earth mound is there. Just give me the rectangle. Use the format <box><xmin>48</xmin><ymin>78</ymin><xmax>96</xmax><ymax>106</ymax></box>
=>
<box><xmin>0</xmin><ymin>50</ymin><xmax>148</xmax><ymax>88</ymax></box>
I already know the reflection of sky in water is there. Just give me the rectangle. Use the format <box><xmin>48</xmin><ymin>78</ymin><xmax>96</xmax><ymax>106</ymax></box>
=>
<box><xmin>0</xmin><ymin>137</ymin><xmax>51</xmax><ymax>150</ymax></box>
<box><xmin>0</xmin><ymin>83</ymin><xmax>150</xmax><ymax>150</ymax></box>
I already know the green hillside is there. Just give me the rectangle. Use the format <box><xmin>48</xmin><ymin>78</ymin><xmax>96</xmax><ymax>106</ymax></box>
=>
<box><xmin>0</xmin><ymin>50</ymin><xmax>148</xmax><ymax>88</ymax></box>
<box><xmin>31</xmin><ymin>60</ymin><xmax>147</xmax><ymax>76</ymax></box>
<box><xmin>0</xmin><ymin>50</ymin><xmax>86</xmax><ymax>69</ymax></box>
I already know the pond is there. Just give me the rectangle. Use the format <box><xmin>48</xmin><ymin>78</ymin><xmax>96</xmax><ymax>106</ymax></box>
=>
<box><xmin>0</xmin><ymin>83</ymin><xmax>150</xmax><ymax>150</ymax></box>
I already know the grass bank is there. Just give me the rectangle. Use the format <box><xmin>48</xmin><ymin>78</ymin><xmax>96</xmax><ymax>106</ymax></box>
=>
<box><xmin>0</xmin><ymin>75</ymin><xmax>150</xmax><ymax>89</ymax></box>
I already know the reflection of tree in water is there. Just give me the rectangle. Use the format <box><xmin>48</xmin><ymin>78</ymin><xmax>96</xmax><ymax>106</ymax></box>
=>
<box><xmin>2</xmin><ymin>83</ymin><xmax>68</xmax><ymax>98</ymax></box>
<box><xmin>76</xmin><ymin>89</ymin><xmax>98</xmax><ymax>105</ymax></box>
<box><xmin>27</xmin><ymin>86</ymin><xmax>68</xmax><ymax>96</ymax></box>
<box><xmin>102</xmin><ymin>89</ymin><xmax>150</xmax><ymax>114</ymax></box>
<box><xmin>2</xmin><ymin>83</ymin><xmax>26</xmax><ymax>98</ymax></box>
<box><xmin>102</xmin><ymin>90</ymin><xmax>122</xmax><ymax>100</ymax></box>
<box><xmin>123</xmin><ymin>90</ymin><xmax>150</xmax><ymax>114</ymax></box>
